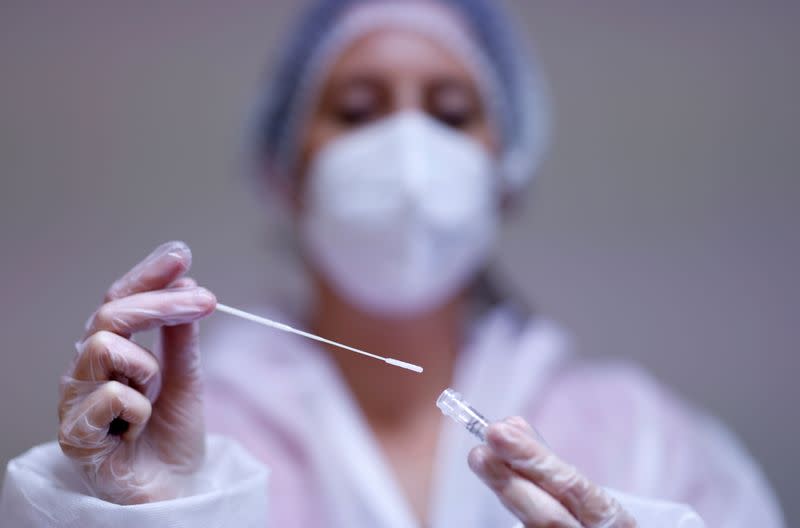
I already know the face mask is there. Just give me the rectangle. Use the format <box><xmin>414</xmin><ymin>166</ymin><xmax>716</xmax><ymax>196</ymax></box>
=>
<box><xmin>301</xmin><ymin>111</ymin><xmax>498</xmax><ymax>316</ymax></box>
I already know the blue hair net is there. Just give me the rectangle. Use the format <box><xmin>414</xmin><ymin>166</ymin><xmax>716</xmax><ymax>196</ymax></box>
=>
<box><xmin>253</xmin><ymin>0</ymin><xmax>550</xmax><ymax>192</ymax></box>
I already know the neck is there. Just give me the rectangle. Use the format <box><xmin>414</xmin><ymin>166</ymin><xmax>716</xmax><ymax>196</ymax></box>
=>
<box><xmin>310</xmin><ymin>276</ymin><xmax>464</xmax><ymax>428</ymax></box>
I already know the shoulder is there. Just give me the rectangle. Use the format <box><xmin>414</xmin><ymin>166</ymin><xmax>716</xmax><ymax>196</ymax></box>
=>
<box><xmin>534</xmin><ymin>358</ymin><xmax>692</xmax><ymax>473</ymax></box>
<box><xmin>544</xmin><ymin>357</ymin><xmax>710</xmax><ymax>444</ymax></box>
<box><xmin>530</xmin><ymin>357</ymin><xmax>783</xmax><ymax>523</ymax></box>
<box><xmin>542</xmin><ymin>359</ymin><xmax>683</xmax><ymax>423</ymax></box>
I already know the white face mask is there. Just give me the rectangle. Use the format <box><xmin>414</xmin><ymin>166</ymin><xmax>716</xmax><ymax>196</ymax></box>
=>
<box><xmin>301</xmin><ymin>111</ymin><xmax>498</xmax><ymax>316</ymax></box>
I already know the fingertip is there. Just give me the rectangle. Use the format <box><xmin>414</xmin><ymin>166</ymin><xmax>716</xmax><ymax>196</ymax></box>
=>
<box><xmin>169</xmin><ymin>277</ymin><xmax>197</xmax><ymax>289</ymax></box>
<box><xmin>486</xmin><ymin>421</ymin><xmax>520</xmax><ymax>449</ymax></box>
<box><xmin>468</xmin><ymin>445</ymin><xmax>490</xmax><ymax>473</ymax></box>
<box><xmin>507</xmin><ymin>415</ymin><xmax>532</xmax><ymax>431</ymax></box>
<box><xmin>105</xmin><ymin>241</ymin><xmax>194</xmax><ymax>302</ymax></box>
<box><xmin>139</xmin><ymin>241</ymin><xmax>192</xmax><ymax>283</ymax></box>
<box><xmin>162</xmin><ymin>240</ymin><xmax>192</xmax><ymax>273</ymax></box>
<box><xmin>161</xmin><ymin>240</ymin><xmax>190</xmax><ymax>258</ymax></box>
<box><xmin>486</xmin><ymin>420</ymin><xmax>540</xmax><ymax>463</ymax></box>
<box><xmin>473</xmin><ymin>448</ymin><xmax>515</xmax><ymax>487</ymax></box>
<box><xmin>194</xmin><ymin>287</ymin><xmax>217</xmax><ymax>313</ymax></box>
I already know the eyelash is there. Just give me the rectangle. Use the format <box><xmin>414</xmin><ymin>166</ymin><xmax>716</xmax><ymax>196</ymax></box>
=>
<box><xmin>335</xmin><ymin>106</ymin><xmax>371</xmax><ymax>125</ymax></box>
<box><xmin>432</xmin><ymin>107</ymin><xmax>474</xmax><ymax>129</ymax></box>
<box><xmin>327</xmin><ymin>86</ymin><xmax>479</xmax><ymax>130</ymax></box>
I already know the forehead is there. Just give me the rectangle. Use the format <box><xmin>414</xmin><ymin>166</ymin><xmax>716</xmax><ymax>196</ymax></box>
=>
<box><xmin>324</xmin><ymin>28</ymin><xmax>477</xmax><ymax>84</ymax></box>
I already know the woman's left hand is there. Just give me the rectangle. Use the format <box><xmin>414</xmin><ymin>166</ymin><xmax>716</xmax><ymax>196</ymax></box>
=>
<box><xmin>469</xmin><ymin>416</ymin><xmax>637</xmax><ymax>528</ymax></box>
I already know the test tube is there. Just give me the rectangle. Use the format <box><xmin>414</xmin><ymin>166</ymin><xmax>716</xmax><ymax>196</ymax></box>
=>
<box><xmin>437</xmin><ymin>388</ymin><xmax>548</xmax><ymax>445</ymax></box>
<box><xmin>437</xmin><ymin>388</ymin><xmax>489</xmax><ymax>441</ymax></box>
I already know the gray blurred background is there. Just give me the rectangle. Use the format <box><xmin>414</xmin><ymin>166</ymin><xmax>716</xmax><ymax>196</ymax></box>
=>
<box><xmin>1</xmin><ymin>1</ymin><xmax>797</xmax><ymax>524</ymax></box>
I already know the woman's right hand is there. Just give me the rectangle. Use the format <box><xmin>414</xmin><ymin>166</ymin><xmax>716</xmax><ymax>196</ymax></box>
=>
<box><xmin>57</xmin><ymin>241</ymin><xmax>217</xmax><ymax>505</ymax></box>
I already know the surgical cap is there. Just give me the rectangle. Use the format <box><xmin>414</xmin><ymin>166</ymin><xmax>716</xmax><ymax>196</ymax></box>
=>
<box><xmin>253</xmin><ymin>0</ymin><xmax>550</xmax><ymax>193</ymax></box>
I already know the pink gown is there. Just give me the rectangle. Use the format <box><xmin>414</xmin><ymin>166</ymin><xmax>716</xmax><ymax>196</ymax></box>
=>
<box><xmin>0</xmin><ymin>303</ymin><xmax>784</xmax><ymax>526</ymax></box>
<box><xmin>202</xmin><ymin>304</ymin><xmax>783</xmax><ymax>526</ymax></box>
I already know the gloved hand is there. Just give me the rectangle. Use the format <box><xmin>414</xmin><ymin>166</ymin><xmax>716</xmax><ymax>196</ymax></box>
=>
<box><xmin>469</xmin><ymin>417</ymin><xmax>637</xmax><ymax>528</ymax></box>
<box><xmin>57</xmin><ymin>241</ymin><xmax>217</xmax><ymax>505</ymax></box>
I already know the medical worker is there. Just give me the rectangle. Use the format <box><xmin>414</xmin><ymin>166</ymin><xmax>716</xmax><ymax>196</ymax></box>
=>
<box><xmin>1</xmin><ymin>0</ymin><xmax>785</xmax><ymax>526</ymax></box>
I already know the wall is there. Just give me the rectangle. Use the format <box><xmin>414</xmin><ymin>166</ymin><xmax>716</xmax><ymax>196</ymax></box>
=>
<box><xmin>1</xmin><ymin>1</ymin><xmax>797</xmax><ymax>523</ymax></box>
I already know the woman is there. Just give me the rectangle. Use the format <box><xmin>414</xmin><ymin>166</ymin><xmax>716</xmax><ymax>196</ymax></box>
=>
<box><xmin>0</xmin><ymin>0</ymin><xmax>783</xmax><ymax>526</ymax></box>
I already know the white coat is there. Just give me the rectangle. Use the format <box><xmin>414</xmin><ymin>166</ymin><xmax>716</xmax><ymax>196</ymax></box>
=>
<box><xmin>1</xmin><ymin>304</ymin><xmax>784</xmax><ymax>526</ymax></box>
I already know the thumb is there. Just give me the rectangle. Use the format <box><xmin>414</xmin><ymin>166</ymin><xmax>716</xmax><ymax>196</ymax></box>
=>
<box><xmin>149</xmin><ymin>318</ymin><xmax>208</xmax><ymax>467</ymax></box>
<box><xmin>158</xmin><ymin>285</ymin><xmax>215</xmax><ymax>393</ymax></box>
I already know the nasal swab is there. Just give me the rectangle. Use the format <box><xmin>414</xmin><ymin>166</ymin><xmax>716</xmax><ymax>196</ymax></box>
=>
<box><xmin>215</xmin><ymin>303</ymin><xmax>424</xmax><ymax>373</ymax></box>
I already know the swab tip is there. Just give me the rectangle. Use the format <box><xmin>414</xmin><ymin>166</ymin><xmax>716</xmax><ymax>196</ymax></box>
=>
<box><xmin>216</xmin><ymin>302</ymin><xmax>423</xmax><ymax>372</ymax></box>
<box><xmin>385</xmin><ymin>358</ymin><xmax>424</xmax><ymax>373</ymax></box>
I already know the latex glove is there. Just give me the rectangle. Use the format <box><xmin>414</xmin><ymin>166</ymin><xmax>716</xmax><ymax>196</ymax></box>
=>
<box><xmin>469</xmin><ymin>417</ymin><xmax>637</xmax><ymax>528</ymax></box>
<box><xmin>57</xmin><ymin>241</ymin><xmax>217</xmax><ymax>505</ymax></box>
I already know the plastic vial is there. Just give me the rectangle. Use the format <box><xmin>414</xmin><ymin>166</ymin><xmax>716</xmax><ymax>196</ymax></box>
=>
<box><xmin>437</xmin><ymin>388</ymin><xmax>489</xmax><ymax>441</ymax></box>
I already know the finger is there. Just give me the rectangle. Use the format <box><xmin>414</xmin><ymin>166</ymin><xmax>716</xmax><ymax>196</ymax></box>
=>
<box><xmin>168</xmin><ymin>276</ymin><xmax>197</xmax><ymax>289</ymax></box>
<box><xmin>104</xmin><ymin>241</ymin><xmax>192</xmax><ymax>302</ymax></box>
<box><xmin>469</xmin><ymin>445</ymin><xmax>580</xmax><ymax>528</ymax></box>
<box><xmin>160</xmin><ymin>320</ymin><xmax>201</xmax><ymax>394</ymax></box>
<box><xmin>72</xmin><ymin>330</ymin><xmax>162</xmax><ymax>401</ymax></box>
<box><xmin>487</xmin><ymin>419</ymin><xmax>635</xmax><ymax>528</ymax></box>
<box><xmin>85</xmin><ymin>287</ymin><xmax>216</xmax><ymax>338</ymax></box>
<box><xmin>59</xmin><ymin>381</ymin><xmax>151</xmax><ymax>462</ymax></box>
<box><xmin>150</xmin><ymin>320</ymin><xmax>205</xmax><ymax>467</ymax></box>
